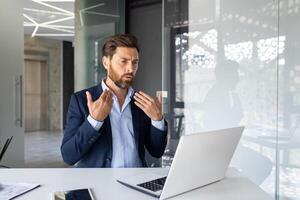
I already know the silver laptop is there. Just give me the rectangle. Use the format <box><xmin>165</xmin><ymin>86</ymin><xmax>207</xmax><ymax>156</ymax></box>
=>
<box><xmin>117</xmin><ymin>126</ymin><xmax>244</xmax><ymax>200</ymax></box>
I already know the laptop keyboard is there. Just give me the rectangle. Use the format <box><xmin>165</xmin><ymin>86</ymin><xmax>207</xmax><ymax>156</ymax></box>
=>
<box><xmin>137</xmin><ymin>176</ymin><xmax>167</xmax><ymax>192</ymax></box>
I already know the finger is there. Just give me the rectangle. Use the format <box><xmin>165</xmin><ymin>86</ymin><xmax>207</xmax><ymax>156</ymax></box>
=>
<box><xmin>109</xmin><ymin>97</ymin><xmax>114</xmax><ymax>104</ymax></box>
<box><xmin>134</xmin><ymin>95</ymin><xmax>148</xmax><ymax>106</ymax></box>
<box><xmin>100</xmin><ymin>90</ymin><xmax>109</xmax><ymax>101</ymax></box>
<box><xmin>135</xmin><ymin>92</ymin><xmax>152</xmax><ymax>104</ymax></box>
<box><xmin>138</xmin><ymin>91</ymin><xmax>154</xmax><ymax>102</ymax></box>
<box><xmin>102</xmin><ymin>91</ymin><xmax>112</xmax><ymax>104</ymax></box>
<box><xmin>106</xmin><ymin>90</ymin><xmax>113</xmax><ymax>101</ymax></box>
<box><xmin>86</xmin><ymin>91</ymin><xmax>93</xmax><ymax>106</ymax></box>
<box><xmin>156</xmin><ymin>93</ymin><xmax>162</xmax><ymax>104</ymax></box>
<box><xmin>134</xmin><ymin>101</ymin><xmax>145</xmax><ymax>110</ymax></box>
<box><xmin>109</xmin><ymin>97</ymin><xmax>114</xmax><ymax>107</ymax></box>
<box><xmin>155</xmin><ymin>98</ymin><xmax>162</xmax><ymax>109</ymax></box>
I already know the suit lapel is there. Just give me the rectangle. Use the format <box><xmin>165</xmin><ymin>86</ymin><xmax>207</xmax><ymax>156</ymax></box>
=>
<box><xmin>94</xmin><ymin>84</ymin><xmax>113</xmax><ymax>159</ymax></box>
<box><xmin>94</xmin><ymin>83</ymin><xmax>102</xmax><ymax>100</ymax></box>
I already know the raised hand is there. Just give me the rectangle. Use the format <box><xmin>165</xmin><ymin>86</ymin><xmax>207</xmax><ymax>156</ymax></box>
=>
<box><xmin>133</xmin><ymin>91</ymin><xmax>163</xmax><ymax>121</ymax></box>
<box><xmin>86</xmin><ymin>90</ymin><xmax>113</xmax><ymax>121</ymax></box>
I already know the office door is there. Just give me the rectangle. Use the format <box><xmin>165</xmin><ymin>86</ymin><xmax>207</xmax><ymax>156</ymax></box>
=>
<box><xmin>0</xmin><ymin>0</ymin><xmax>24</xmax><ymax>167</ymax></box>
<box><xmin>24</xmin><ymin>59</ymin><xmax>48</xmax><ymax>132</ymax></box>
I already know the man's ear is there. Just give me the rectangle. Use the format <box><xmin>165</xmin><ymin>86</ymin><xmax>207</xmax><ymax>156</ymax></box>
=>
<box><xmin>102</xmin><ymin>56</ymin><xmax>109</xmax><ymax>70</ymax></box>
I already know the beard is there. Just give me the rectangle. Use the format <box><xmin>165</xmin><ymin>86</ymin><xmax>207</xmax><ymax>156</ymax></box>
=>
<box><xmin>108</xmin><ymin>65</ymin><xmax>135</xmax><ymax>89</ymax></box>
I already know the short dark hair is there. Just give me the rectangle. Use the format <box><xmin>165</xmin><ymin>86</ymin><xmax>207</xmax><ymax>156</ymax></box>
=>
<box><xmin>102</xmin><ymin>34</ymin><xmax>140</xmax><ymax>59</ymax></box>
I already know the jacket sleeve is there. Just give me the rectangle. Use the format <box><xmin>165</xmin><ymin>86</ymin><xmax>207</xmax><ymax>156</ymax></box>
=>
<box><xmin>61</xmin><ymin>93</ymin><xmax>102</xmax><ymax>165</ymax></box>
<box><xmin>145</xmin><ymin>120</ymin><xmax>168</xmax><ymax>158</ymax></box>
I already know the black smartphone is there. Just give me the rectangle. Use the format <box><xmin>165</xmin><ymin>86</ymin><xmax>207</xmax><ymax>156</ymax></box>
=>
<box><xmin>52</xmin><ymin>188</ymin><xmax>95</xmax><ymax>200</ymax></box>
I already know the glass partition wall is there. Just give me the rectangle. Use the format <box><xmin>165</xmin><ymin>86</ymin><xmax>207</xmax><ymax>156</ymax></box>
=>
<box><xmin>74</xmin><ymin>0</ymin><xmax>125</xmax><ymax>91</ymax></box>
<box><xmin>163</xmin><ymin>0</ymin><xmax>300</xmax><ymax>199</ymax></box>
<box><xmin>278</xmin><ymin>1</ymin><xmax>300</xmax><ymax>199</ymax></box>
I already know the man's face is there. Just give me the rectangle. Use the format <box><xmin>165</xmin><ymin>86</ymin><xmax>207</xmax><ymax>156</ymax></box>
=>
<box><xmin>103</xmin><ymin>47</ymin><xmax>139</xmax><ymax>89</ymax></box>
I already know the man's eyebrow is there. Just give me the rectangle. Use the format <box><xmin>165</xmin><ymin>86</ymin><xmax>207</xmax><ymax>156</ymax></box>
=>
<box><xmin>119</xmin><ymin>57</ymin><xmax>129</xmax><ymax>60</ymax></box>
<box><xmin>119</xmin><ymin>57</ymin><xmax>139</xmax><ymax>61</ymax></box>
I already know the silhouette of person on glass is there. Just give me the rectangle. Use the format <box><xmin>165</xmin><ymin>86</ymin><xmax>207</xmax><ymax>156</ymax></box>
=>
<box><xmin>202</xmin><ymin>59</ymin><xmax>243</xmax><ymax>130</ymax></box>
<box><xmin>202</xmin><ymin>59</ymin><xmax>272</xmax><ymax>185</ymax></box>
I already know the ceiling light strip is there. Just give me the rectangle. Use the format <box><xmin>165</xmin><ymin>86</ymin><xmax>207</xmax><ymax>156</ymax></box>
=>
<box><xmin>23</xmin><ymin>14</ymin><xmax>38</xmax><ymax>25</ymax></box>
<box><xmin>84</xmin><ymin>11</ymin><xmax>120</xmax><ymax>18</ymax></box>
<box><xmin>41</xmin><ymin>16</ymin><xmax>74</xmax><ymax>25</ymax></box>
<box><xmin>79</xmin><ymin>10</ymin><xmax>84</xmax><ymax>26</ymax></box>
<box><xmin>24</xmin><ymin>8</ymin><xmax>71</xmax><ymax>16</ymax></box>
<box><xmin>35</xmin><ymin>33</ymin><xmax>74</xmax><ymax>36</ymax></box>
<box><xmin>32</xmin><ymin>0</ymin><xmax>74</xmax><ymax>16</ymax></box>
<box><xmin>24</xmin><ymin>23</ymin><xmax>74</xmax><ymax>29</ymax></box>
<box><xmin>41</xmin><ymin>26</ymin><xmax>74</xmax><ymax>33</ymax></box>
<box><xmin>32</xmin><ymin>26</ymin><xmax>39</xmax><ymax>37</ymax></box>
<box><xmin>80</xmin><ymin>3</ymin><xmax>105</xmax><ymax>12</ymax></box>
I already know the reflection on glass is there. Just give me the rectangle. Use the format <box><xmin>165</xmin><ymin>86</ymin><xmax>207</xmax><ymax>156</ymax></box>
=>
<box><xmin>225</xmin><ymin>41</ymin><xmax>253</xmax><ymax>62</ymax></box>
<box><xmin>278</xmin><ymin>0</ymin><xmax>300</xmax><ymax>199</ymax></box>
<box><xmin>201</xmin><ymin>60</ymin><xmax>242</xmax><ymax>130</ymax></box>
<box><xmin>257</xmin><ymin>36</ymin><xmax>285</xmax><ymax>62</ymax></box>
<box><xmin>75</xmin><ymin>0</ymin><xmax>124</xmax><ymax>90</ymax></box>
<box><xmin>164</xmin><ymin>1</ymin><xmax>300</xmax><ymax>199</ymax></box>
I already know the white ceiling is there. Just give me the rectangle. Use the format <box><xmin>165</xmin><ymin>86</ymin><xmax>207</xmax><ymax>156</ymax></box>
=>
<box><xmin>23</xmin><ymin>0</ymin><xmax>74</xmax><ymax>41</ymax></box>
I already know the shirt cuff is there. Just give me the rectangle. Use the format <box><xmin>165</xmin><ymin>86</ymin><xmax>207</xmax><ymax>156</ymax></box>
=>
<box><xmin>151</xmin><ymin>118</ymin><xmax>166</xmax><ymax>131</ymax></box>
<box><xmin>87</xmin><ymin>115</ymin><xmax>104</xmax><ymax>131</ymax></box>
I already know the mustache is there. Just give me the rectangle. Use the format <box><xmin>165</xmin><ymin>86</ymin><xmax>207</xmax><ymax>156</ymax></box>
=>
<box><xmin>122</xmin><ymin>73</ymin><xmax>134</xmax><ymax>77</ymax></box>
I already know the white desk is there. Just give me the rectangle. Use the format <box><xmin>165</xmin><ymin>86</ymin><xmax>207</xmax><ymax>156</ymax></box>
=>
<box><xmin>0</xmin><ymin>168</ymin><xmax>272</xmax><ymax>200</ymax></box>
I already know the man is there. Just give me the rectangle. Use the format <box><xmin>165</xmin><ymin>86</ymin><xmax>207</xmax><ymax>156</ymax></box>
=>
<box><xmin>61</xmin><ymin>34</ymin><xmax>168</xmax><ymax>168</ymax></box>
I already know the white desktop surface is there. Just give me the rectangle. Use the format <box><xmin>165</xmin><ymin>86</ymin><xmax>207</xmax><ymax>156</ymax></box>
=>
<box><xmin>0</xmin><ymin>167</ymin><xmax>272</xmax><ymax>200</ymax></box>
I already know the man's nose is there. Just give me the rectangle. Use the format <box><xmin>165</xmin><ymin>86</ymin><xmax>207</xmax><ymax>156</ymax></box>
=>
<box><xmin>126</xmin><ymin>62</ymin><xmax>136</xmax><ymax>73</ymax></box>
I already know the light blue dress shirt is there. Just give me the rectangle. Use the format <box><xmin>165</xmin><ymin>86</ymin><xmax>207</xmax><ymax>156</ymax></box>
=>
<box><xmin>87</xmin><ymin>80</ymin><xmax>165</xmax><ymax>168</ymax></box>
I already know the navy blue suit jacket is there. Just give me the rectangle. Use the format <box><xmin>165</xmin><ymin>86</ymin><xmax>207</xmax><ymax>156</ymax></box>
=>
<box><xmin>61</xmin><ymin>84</ymin><xmax>168</xmax><ymax>168</ymax></box>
